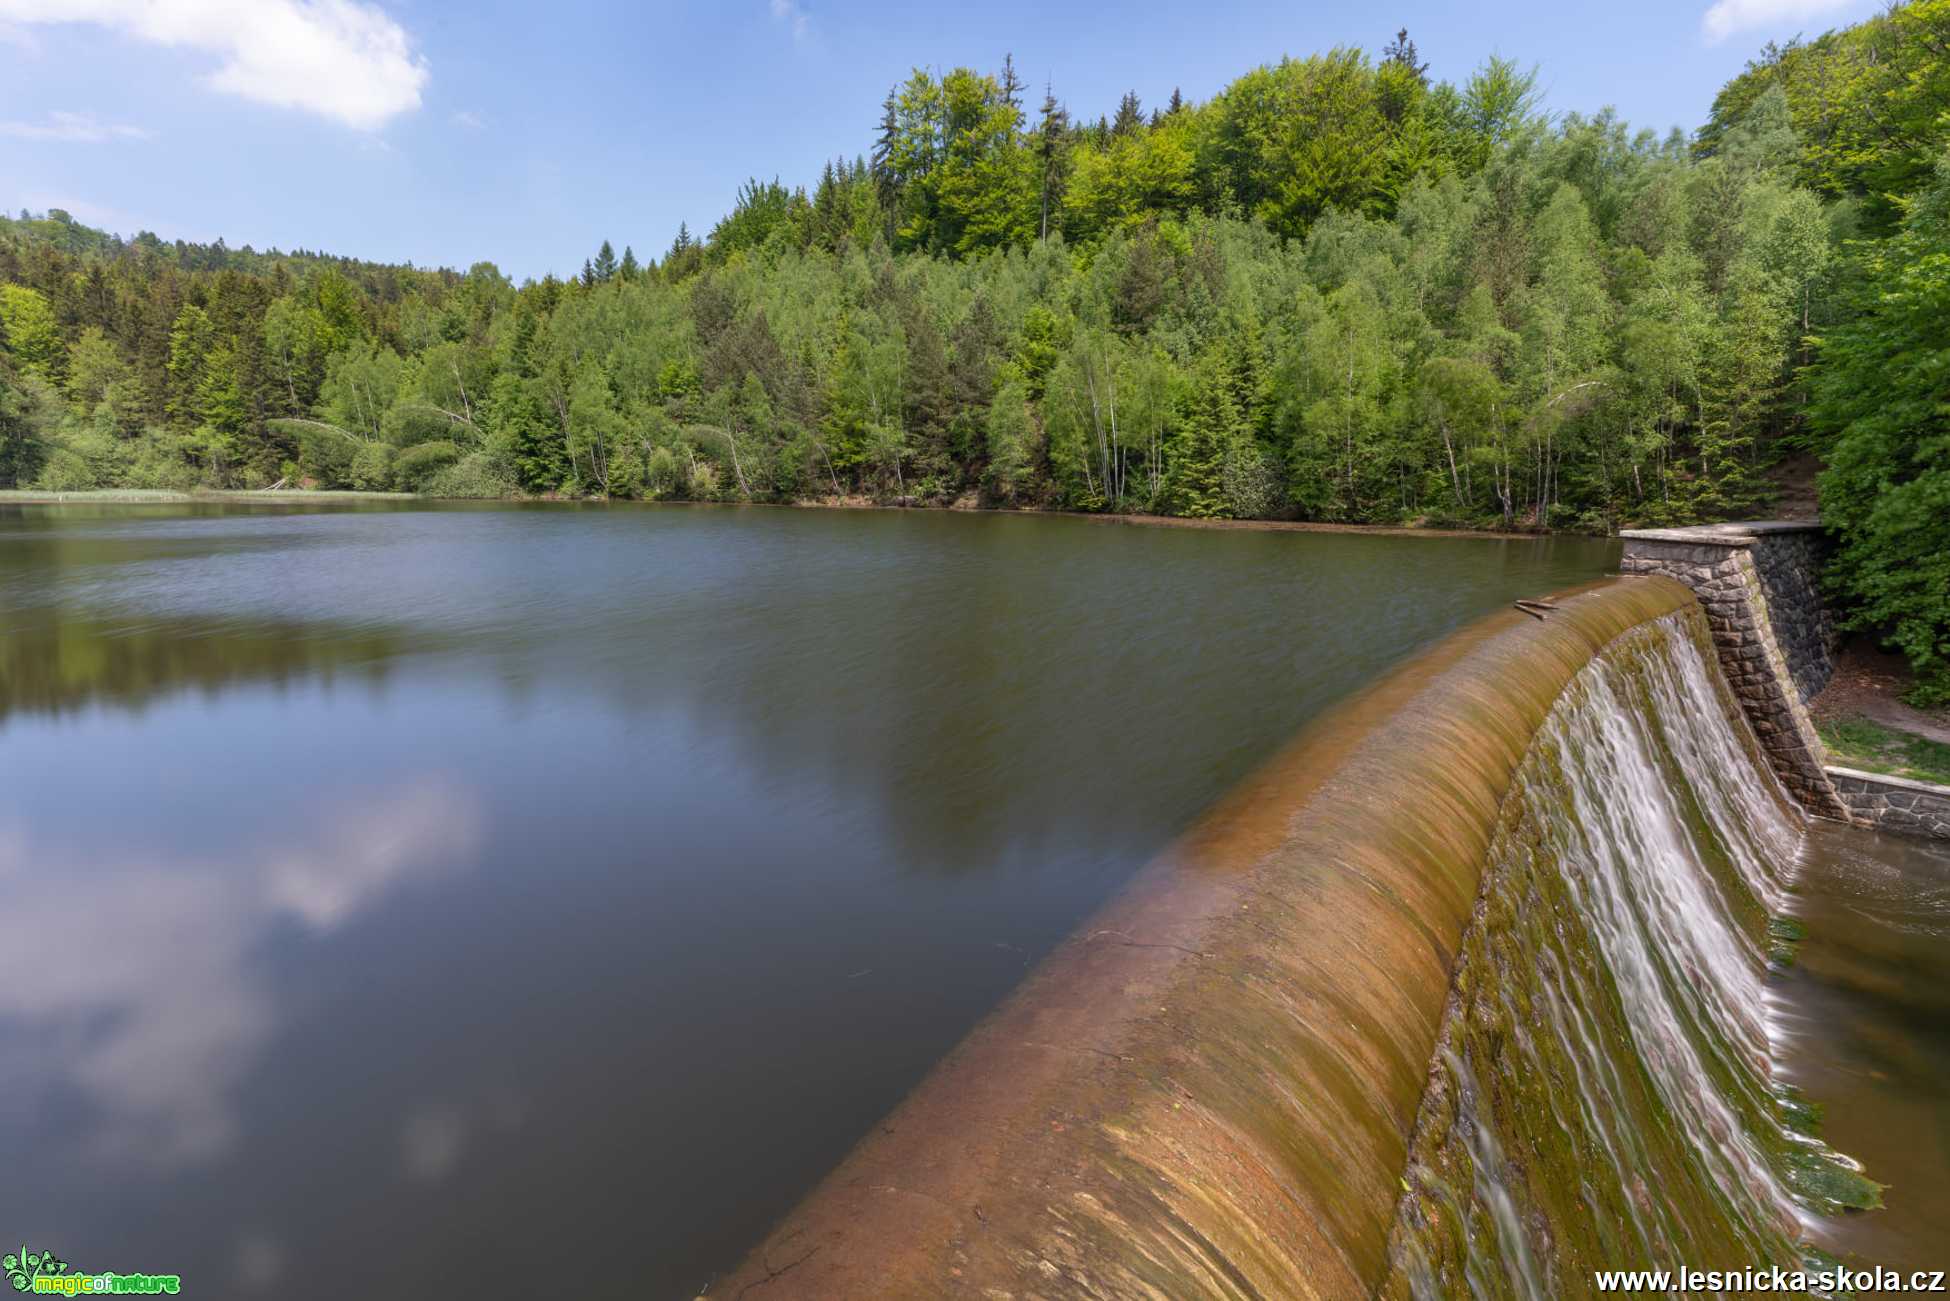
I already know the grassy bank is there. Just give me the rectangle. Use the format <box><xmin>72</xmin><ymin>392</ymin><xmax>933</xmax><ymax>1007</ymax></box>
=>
<box><xmin>1817</xmin><ymin>716</ymin><xmax>1950</xmax><ymax>787</ymax></box>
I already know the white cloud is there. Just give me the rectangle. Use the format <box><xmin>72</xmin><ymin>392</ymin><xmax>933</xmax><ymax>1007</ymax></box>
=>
<box><xmin>770</xmin><ymin>0</ymin><xmax>810</xmax><ymax>41</ymax></box>
<box><xmin>1701</xmin><ymin>0</ymin><xmax>1860</xmax><ymax>43</ymax></box>
<box><xmin>0</xmin><ymin>0</ymin><xmax>429</xmax><ymax>130</ymax></box>
<box><xmin>451</xmin><ymin>109</ymin><xmax>485</xmax><ymax>130</ymax></box>
<box><xmin>0</xmin><ymin>110</ymin><xmax>151</xmax><ymax>142</ymax></box>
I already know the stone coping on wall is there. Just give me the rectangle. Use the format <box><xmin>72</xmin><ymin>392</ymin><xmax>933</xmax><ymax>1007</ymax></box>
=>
<box><xmin>1826</xmin><ymin>766</ymin><xmax>1950</xmax><ymax>840</ymax></box>
<box><xmin>1618</xmin><ymin>521</ymin><xmax>1825</xmax><ymax>545</ymax></box>
<box><xmin>1828</xmin><ymin>765</ymin><xmax>1950</xmax><ymax>797</ymax></box>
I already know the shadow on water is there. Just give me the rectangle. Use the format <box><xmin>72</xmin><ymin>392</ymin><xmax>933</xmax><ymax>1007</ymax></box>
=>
<box><xmin>0</xmin><ymin>502</ymin><xmax>1620</xmax><ymax>1298</ymax></box>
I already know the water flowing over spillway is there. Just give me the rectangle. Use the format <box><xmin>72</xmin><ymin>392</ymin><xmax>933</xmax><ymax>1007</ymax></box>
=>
<box><xmin>719</xmin><ymin>582</ymin><xmax>1876</xmax><ymax>1299</ymax></box>
<box><xmin>1387</xmin><ymin>614</ymin><xmax>1872</xmax><ymax>1298</ymax></box>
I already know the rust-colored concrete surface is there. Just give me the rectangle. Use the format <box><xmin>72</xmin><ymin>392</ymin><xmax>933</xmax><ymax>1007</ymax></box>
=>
<box><xmin>708</xmin><ymin>577</ymin><xmax>1696</xmax><ymax>1301</ymax></box>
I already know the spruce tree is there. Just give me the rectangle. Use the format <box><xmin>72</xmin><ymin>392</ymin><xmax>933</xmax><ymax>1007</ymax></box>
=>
<box><xmin>999</xmin><ymin>53</ymin><xmax>1024</xmax><ymax>110</ymax></box>
<box><xmin>1166</xmin><ymin>352</ymin><xmax>1238</xmax><ymax>518</ymax></box>
<box><xmin>1382</xmin><ymin>28</ymin><xmax>1429</xmax><ymax>82</ymax></box>
<box><xmin>592</xmin><ymin>240</ymin><xmax>618</xmax><ymax>283</ymax></box>
<box><xmin>872</xmin><ymin>90</ymin><xmax>901</xmax><ymax>203</ymax></box>
<box><xmin>1036</xmin><ymin>86</ymin><xmax>1071</xmax><ymax>241</ymax></box>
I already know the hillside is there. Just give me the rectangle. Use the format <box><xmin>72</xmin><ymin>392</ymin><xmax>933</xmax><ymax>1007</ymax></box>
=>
<box><xmin>2</xmin><ymin>11</ymin><xmax>1948</xmax><ymax>700</ymax></box>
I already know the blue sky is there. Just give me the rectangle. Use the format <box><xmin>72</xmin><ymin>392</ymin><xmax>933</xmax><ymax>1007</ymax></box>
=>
<box><xmin>0</xmin><ymin>0</ymin><xmax>1880</xmax><ymax>282</ymax></box>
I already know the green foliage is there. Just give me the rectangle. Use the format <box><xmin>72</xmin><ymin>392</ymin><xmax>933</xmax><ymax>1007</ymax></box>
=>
<box><xmin>1165</xmin><ymin>350</ymin><xmax>1243</xmax><ymax>517</ymax></box>
<box><xmin>1812</xmin><ymin>152</ymin><xmax>1950</xmax><ymax>704</ymax></box>
<box><xmin>425</xmin><ymin>451</ymin><xmax>515</xmax><ymax>498</ymax></box>
<box><xmin>0</xmin><ymin>15</ymin><xmax>1926</xmax><ymax>652</ymax></box>
<box><xmin>393</xmin><ymin>439</ymin><xmax>462</xmax><ymax>491</ymax></box>
<box><xmin>348</xmin><ymin>440</ymin><xmax>395</xmax><ymax>490</ymax></box>
<box><xmin>0</xmin><ymin>284</ymin><xmax>63</xmax><ymax>380</ymax></box>
<box><xmin>984</xmin><ymin>377</ymin><xmax>1036</xmax><ymax>499</ymax></box>
<box><xmin>0</xmin><ymin>80</ymin><xmax>1837</xmax><ymax>529</ymax></box>
<box><xmin>1702</xmin><ymin>0</ymin><xmax>1950</xmax><ymax>232</ymax></box>
<box><xmin>486</xmin><ymin>371</ymin><xmax>566</xmax><ymax>493</ymax></box>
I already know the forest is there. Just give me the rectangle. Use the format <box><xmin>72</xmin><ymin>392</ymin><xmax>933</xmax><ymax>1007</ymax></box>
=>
<box><xmin>0</xmin><ymin>7</ymin><xmax>1946</xmax><ymax>696</ymax></box>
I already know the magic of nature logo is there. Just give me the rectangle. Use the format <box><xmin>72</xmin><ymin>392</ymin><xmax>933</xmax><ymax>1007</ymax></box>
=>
<box><xmin>4</xmin><ymin>1247</ymin><xmax>181</xmax><ymax>1295</ymax></box>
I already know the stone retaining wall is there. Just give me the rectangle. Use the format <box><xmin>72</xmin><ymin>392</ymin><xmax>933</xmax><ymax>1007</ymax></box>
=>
<box><xmin>1826</xmin><ymin>767</ymin><xmax>1950</xmax><ymax>840</ymax></box>
<box><xmin>1620</xmin><ymin>523</ymin><xmax>1849</xmax><ymax>821</ymax></box>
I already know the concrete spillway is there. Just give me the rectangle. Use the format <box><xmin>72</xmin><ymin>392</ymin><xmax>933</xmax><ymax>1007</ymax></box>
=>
<box><xmin>716</xmin><ymin>577</ymin><xmax>1869</xmax><ymax>1298</ymax></box>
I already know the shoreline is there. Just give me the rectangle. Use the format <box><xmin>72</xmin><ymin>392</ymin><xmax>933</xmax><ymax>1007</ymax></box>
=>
<box><xmin>0</xmin><ymin>488</ymin><xmax>416</xmax><ymax>504</ymax></box>
<box><xmin>0</xmin><ymin>488</ymin><xmax>1574</xmax><ymax>542</ymax></box>
<box><xmin>767</xmin><ymin>492</ymin><xmax>1564</xmax><ymax>540</ymax></box>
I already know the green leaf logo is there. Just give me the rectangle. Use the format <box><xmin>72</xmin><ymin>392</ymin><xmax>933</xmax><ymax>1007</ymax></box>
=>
<box><xmin>4</xmin><ymin>1246</ymin><xmax>69</xmax><ymax>1290</ymax></box>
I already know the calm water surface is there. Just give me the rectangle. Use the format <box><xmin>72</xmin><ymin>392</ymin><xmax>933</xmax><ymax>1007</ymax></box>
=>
<box><xmin>0</xmin><ymin>503</ymin><xmax>1620</xmax><ymax>1297</ymax></box>
<box><xmin>1783</xmin><ymin>822</ymin><xmax>1950</xmax><ymax>1271</ymax></box>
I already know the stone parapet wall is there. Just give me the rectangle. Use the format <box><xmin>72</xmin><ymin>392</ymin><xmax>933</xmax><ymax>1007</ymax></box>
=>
<box><xmin>1620</xmin><ymin>524</ymin><xmax>1849</xmax><ymax>821</ymax></box>
<box><xmin>1827</xmin><ymin>767</ymin><xmax>1950</xmax><ymax>840</ymax></box>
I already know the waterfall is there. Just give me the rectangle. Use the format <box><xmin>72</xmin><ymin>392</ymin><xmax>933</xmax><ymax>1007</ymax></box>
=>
<box><xmin>1387</xmin><ymin>613</ymin><xmax>1875</xmax><ymax>1299</ymax></box>
<box><xmin>716</xmin><ymin>582</ymin><xmax>1880</xmax><ymax>1300</ymax></box>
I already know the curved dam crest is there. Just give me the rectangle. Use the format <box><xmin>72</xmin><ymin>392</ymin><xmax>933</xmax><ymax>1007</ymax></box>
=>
<box><xmin>717</xmin><ymin>576</ymin><xmax>1861</xmax><ymax>1298</ymax></box>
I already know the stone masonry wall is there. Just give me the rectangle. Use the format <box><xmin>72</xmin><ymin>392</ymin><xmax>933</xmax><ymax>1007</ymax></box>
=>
<box><xmin>1620</xmin><ymin>525</ymin><xmax>1850</xmax><ymax>821</ymax></box>
<box><xmin>1745</xmin><ymin>526</ymin><xmax>1838</xmax><ymax>703</ymax></box>
<box><xmin>1827</xmin><ymin>767</ymin><xmax>1950</xmax><ymax>840</ymax></box>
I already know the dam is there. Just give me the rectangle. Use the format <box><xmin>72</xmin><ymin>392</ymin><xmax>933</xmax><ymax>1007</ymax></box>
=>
<box><xmin>0</xmin><ymin>505</ymin><xmax>1941</xmax><ymax>1298</ymax></box>
<box><xmin>717</xmin><ymin>531</ymin><xmax>1946</xmax><ymax>1297</ymax></box>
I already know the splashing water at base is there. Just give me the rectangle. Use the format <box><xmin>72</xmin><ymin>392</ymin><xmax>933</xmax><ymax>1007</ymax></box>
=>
<box><xmin>1387</xmin><ymin>612</ymin><xmax>1877</xmax><ymax>1298</ymax></box>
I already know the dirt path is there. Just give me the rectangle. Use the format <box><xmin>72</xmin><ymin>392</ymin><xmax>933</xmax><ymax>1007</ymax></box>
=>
<box><xmin>1811</xmin><ymin>642</ymin><xmax>1950</xmax><ymax>745</ymax></box>
<box><xmin>1764</xmin><ymin>451</ymin><xmax>1823</xmax><ymax>523</ymax></box>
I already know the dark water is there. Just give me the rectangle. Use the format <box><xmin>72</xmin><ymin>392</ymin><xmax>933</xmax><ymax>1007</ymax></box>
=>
<box><xmin>1782</xmin><ymin>822</ymin><xmax>1950</xmax><ymax>1271</ymax></box>
<box><xmin>0</xmin><ymin>503</ymin><xmax>1617</xmax><ymax>1297</ymax></box>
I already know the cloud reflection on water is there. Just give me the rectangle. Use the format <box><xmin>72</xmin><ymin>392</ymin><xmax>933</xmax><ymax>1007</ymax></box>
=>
<box><xmin>0</xmin><ymin>777</ymin><xmax>482</xmax><ymax>1165</ymax></box>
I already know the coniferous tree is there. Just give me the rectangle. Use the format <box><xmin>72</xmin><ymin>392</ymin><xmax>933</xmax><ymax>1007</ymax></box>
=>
<box><xmin>1382</xmin><ymin>28</ymin><xmax>1428</xmax><ymax>81</ymax></box>
<box><xmin>0</xmin><ymin>13</ymin><xmax>1935</xmax><ymax>700</ymax></box>
<box><xmin>1036</xmin><ymin>86</ymin><xmax>1072</xmax><ymax>241</ymax></box>
<box><xmin>999</xmin><ymin>53</ymin><xmax>1024</xmax><ymax>110</ymax></box>
<box><xmin>872</xmin><ymin>89</ymin><xmax>903</xmax><ymax>211</ymax></box>
<box><xmin>1166</xmin><ymin>350</ymin><xmax>1238</xmax><ymax>517</ymax></box>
